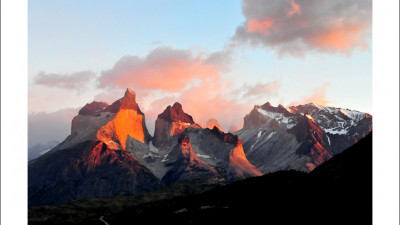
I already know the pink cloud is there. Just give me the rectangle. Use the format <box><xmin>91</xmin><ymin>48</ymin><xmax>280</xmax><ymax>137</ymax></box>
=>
<box><xmin>307</xmin><ymin>24</ymin><xmax>368</xmax><ymax>52</ymax></box>
<box><xmin>98</xmin><ymin>47</ymin><xmax>229</xmax><ymax>92</ymax></box>
<box><xmin>234</xmin><ymin>0</ymin><xmax>372</xmax><ymax>55</ymax></box>
<box><xmin>247</xmin><ymin>19</ymin><xmax>275</xmax><ymax>35</ymax></box>
<box><xmin>287</xmin><ymin>0</ymin><xmax>301</xmax><ymax>18</ymax></box>
<box><xmin>177</xmin><ymin>79</ymin><xmax>253</xmax><ymax>132</ymax></box>
<box><xmin>288</xmin><ymin>83</ymin><xmax>332</xmax><ymax>106</ymax></box>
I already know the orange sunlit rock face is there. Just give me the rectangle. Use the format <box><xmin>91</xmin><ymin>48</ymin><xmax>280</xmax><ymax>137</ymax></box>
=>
<box><xmin>229</xmin><ymin>140</ymin><xmax>263</xmax><ymax>177</ymax></box>
<box><xmin>95</xmin><ymin>88</ymin><xmax>151</xmax><ymax>150</ymax></box>
<box><xmin>247</xmin><ymin>19</ymin><xmax>275</xmax><ymax>35</ymax></box>
<box><xmin>85</xmin><ymin>142</ymin><xmax>117</xmax><ymax>169</ymax></box>
<box><xmin>97</xmin><ymin>109</ymin><xmax>146</xmax><ymax>150</ymax></box>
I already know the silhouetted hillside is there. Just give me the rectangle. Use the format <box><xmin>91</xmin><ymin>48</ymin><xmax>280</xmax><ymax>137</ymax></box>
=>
<box><xmin>28</xmin><ymin>133</ymin><xmax>372</xmax><ymax>225</ymax></box>
<box><xmin>108</xmin><ymin>132</ymin><xmax>372</xmax><ymax>225</ymax></box>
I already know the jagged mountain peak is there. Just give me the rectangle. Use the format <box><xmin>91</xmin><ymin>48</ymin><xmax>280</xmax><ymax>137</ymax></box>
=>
<box><xmin>125</xmin><ymin>87</ymin><xmax>136</xmax><ymax>96</ymax></box>
<box><xmin>153</xmin><ymin>103</ymin><xmax>202</xmax><ymax>147</ymax></box>
<box><xmin>261</xmin><ymin>102</ymin><xmax>271</xmax><ymax>108</ymax></box>
<box><xmin>158</xmin><ymin>102</ymin><xmax>195</xmax><ymax>123</ymax></box>
<box><xmin>172</xmin><ymin>102</ymin><xmax>183</xmax><ymax>110</ymax></box>
<box><xmin>101</xmin><ymin>88</ymin><xmax>142</xmax><ymax>113</ymax></box>
<box><xmin>305</xmin><ymin>102</ymin><xmax>320</xmax><ymax>107</ymax></box>
<box><xmin>120</xmin><ymin>88</ymin><xmax>140</xmax><ymax>111</ymax></box>
<box><xmin>277</xmin><ymin>104</ymin><xmax>285</xmax><ymax>109</ymax></box>
<box><xmin>258</xmin><ymin>102</ymin><xmax>291</xmax><ymax>114</ymax></box>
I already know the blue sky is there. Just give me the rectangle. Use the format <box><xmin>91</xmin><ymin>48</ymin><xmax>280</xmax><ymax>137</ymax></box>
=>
<box><xmin>28</xmin><ymin>0</ymin><xmax>244</xmax><ymax>74</ymax></box>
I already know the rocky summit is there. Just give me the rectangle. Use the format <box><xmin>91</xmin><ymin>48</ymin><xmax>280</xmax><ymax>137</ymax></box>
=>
<box><xmin>153</xmin><ymin>102</ymin><xmax>202</xmax><ymax>147</ymax></box>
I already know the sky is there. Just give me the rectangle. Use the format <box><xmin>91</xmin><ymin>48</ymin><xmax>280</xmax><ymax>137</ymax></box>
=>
<box><xmin>28</xmin><ymin>0</ymin><xmax>373</xmax><ymax>147</ymax></box>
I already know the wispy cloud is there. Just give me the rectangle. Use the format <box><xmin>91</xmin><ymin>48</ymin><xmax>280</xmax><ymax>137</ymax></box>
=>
<box><xmin>34</xmin><ymin>70</ymin><xmax>96</xmax><ymax>92</ymax></box>
<box><xmin>241</xmin><ymin>81</ymin><xmax>281</xmax><ymax>98</ymax></box>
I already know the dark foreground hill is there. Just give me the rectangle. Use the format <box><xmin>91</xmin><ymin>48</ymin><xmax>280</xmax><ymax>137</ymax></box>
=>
<box><xmin>29</xmin><ymin>133</ymin><xmax>372</xmax><ymax>225</ymax></box>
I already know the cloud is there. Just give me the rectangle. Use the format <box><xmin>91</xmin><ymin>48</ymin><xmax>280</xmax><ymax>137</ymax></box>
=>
<box><xmin>233</xmin><ymin>0</ymin><xmax>372</xmax><ymax>56</ymax></box>
<box><xmin>287</xmin><ymin>0</ymin><xmax>301</xmax><ymax>18</ymax></box>
<box><xmin>96</xmin><ymin>46</ymin><xmax>248</xmax><ymax>133</ymax></box>
<box><xmin>174</xmin><ymin>79</ymin><xmax>253</xmax><ymax>133</ymax></box>
<box><xmin>34</xmin><ymin>70</ymin><xmax>96</xmax><ymax>92</ymax></box>
<box><xmin>288</xmin><ymin>83</ymin><xmax>332</xmax><ymax>106</ymax></box>
<box><xmin>204</xmin><ymin>48</ymin><xmax>234</xmax><ymax>71</ymax></box>
<box><xmin>241</xmin><ymin>81</ymin><xmax>281</xmax><ymax>98</ymax></box>
<box><xmin>98</xmin><ymin>46</ymin><xmax>229</xmax><ymax>92</ymax></box>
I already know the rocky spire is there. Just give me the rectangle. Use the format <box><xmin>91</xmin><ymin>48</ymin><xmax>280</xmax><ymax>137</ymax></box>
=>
<box><xmin>153</xmin><ymin>102</ymin><xmax>201</xmax><ymax>147</ymax></box>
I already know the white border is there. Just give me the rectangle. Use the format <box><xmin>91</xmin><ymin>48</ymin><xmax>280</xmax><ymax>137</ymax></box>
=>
<box><xmin>1</xmin><ymin>0</ymin><xmax>28</xmax><ymax>224</ymax></box>
<box><xmin>1</xmin><ymin>0</ymin><xmax>399</xmax><ymax>224</ymax></box>
<box><xmin>372</xmin><ymin>0</ymin><xmax>399</xmax><ymax>224</ymax></box>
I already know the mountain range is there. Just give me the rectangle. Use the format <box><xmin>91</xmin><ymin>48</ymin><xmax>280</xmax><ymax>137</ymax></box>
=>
<box><xmin>28</xmin><ymin>88</ymin><xmax>372</xmax><ymax>207</ymax></box>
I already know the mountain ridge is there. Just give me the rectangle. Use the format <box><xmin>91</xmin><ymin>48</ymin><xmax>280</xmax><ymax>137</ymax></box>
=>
<box><xmin>28</xmin><ymin>90</ymin><xmax>372</xmax><ymax>208</ymax></box>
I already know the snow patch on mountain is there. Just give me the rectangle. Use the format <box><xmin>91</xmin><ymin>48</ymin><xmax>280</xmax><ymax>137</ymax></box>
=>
<box><xmin>258</xmin><ymin>108</ymin><xmax>290</xmax><ymax>123</ymax></box>
<box><xmin>266</xmin><ymin>132</ymin><xmax>275</xmax><ymax>141</ymax></box>
<box><xmin>196</xmin><ymin>153</ymin><xmax>211</xmax><ymax>159</ymax></box>
<box><xmin>257</xmin><ymin>108</ymin><xmax>297</xmax><ymax>129</ymax></box>
<box><xmin>287</xmin><ymin>124</ymin><xmax>295</xmax><ymax>129</ymax></box>
<box><xmin>323</xmin><ymin>127</ymin><xmax>348</xmax><ymax>135</ymax></box>
<box><xmin>340</xmin><ymin>109</ymin><xmax>366</xmax><ymax>122</ymax></box>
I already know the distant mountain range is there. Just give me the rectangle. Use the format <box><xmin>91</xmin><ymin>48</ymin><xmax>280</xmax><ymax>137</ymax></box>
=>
<box><xmin>28</xmin><ymin>140</ymin><xmax>60</xmax><ymax>161</ymax></box>
<box><xmin>28</xmin><ymin>88</ymin><xmax>372</xmax><ymax>207</ymax></box>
